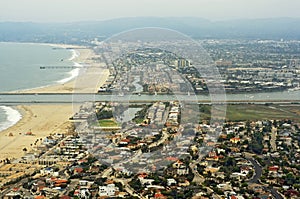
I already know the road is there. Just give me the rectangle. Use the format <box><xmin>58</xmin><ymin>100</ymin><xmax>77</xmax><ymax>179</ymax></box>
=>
<box><xmin>189</xmin><ymin>162</ymin><xmax>205</xmax><ymax>184</ymax></box>
<box><xmin>114</xmin><ymin>178</ymin><xmax>146</xmax><ymax>199</ymax></box>
<box><xmin>269</xmin><ymin>187</ymin><xmax>284</xmax><ymax>199</ymax></box>
<box><xmin>270</xmin><ymin>127</ymin><xmax>277</xmax><ymax>152</ymax></box>
<box><xmin>148</xmin><ymin>130</ymin><xmax>169</xmax><ymax>149</ymax></box>
<box><xmin>63</xmin><ymin>179</ymin><xmax>79</xmax><ymax>196</ymax></box>
<box><xmin>101</xmin><ymin>168</ymin><xmax>113</xmax><ymax>178</ymax></box>
<box><xmin>246</xmin><ymin>157</ymin><xmax>283</xmax><ymax>199</ymax></box>
<box><xmin>39</xmin><ymin>137</ymin><xmax>68</xmax><ymax>159</ymax></box>
<box><xmin>247</xmin><ymin>157</ymin><xmax>262</xmax><ymax>184</ymax></box>
<box><xmin>101</xmin><ymin>168</ymin><xmax>145</xmax><ymax>199</ymax></box>
<box><xmin>0</xmin><ymin>178</ymin><xmax>28</xmax><ymax>197</ymax></box>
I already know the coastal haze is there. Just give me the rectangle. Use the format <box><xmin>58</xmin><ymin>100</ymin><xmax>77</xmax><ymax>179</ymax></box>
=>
<box><xmin>1</xmin><ymin>0</ymin><xmax>300</xmax><ymax>22</ymax></box>
<box><xmin>0</xmin><ymin>0</ymin><xmax>300</xmax><ymax>198</ymax></box>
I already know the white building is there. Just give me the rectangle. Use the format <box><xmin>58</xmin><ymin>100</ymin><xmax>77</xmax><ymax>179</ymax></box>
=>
<box><xmin>99</xmin><ymin>184</ymin><xmax>119</xmax><ymax>197</ymax></box>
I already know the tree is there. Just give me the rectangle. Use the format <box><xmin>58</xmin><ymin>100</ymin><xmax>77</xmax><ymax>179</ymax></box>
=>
<box><xmin>249</xmin><ymin>131</ymin><xmax>264</xmax><ymax>154</ymax></box>
<box><xmin>246</xmin><ymin>121</ymin><xmax>251</xmax><ymax>136</ymax></box>
<box><xmin>224</xmin><ymin>157</ymin><xmax>236</xmax><ymax>167</ymax></box>
<box><xmin>285</xmin><ymin>173</ymin><xmax>296</xmax><ymax>186</ymax></box>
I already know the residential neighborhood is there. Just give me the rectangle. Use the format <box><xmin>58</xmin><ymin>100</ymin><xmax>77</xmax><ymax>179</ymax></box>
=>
<box><xmin>1</xmin><ymin>100</ymin><xmax>299</xmax><ymax>198</ymax></box>
<box><xmin>97</xmin><ymin>40</ymin><xmax>300</xmax><ymax>95</ymax></box>
<box><xmin>2</xmin><ymin>1</ymin><xmax>300</xmax><ymax>199</ymax></box>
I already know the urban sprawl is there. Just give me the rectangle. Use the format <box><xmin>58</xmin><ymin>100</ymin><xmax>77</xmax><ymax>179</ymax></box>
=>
<box><xmin>1</xmin><ymin>39</ymin><xmax>300</xmax><ymax>199</ymax></box>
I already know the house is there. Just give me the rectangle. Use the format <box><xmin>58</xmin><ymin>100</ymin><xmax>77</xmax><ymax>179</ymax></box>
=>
<box><xmin>284</xmin><ymin>189</ymin><xmax>300</xmax><ymax>197</ymax></box>
<box><xmin>139</xmin><ymin>178</ymin><xmax>155</xmax><ymax>186</ymax></box>
<box><xmin>79</xmin><ymin>180</ymin><xmax>94</xmax><ymax>188</ymax></box>
<box><xmin>154</xmin><ymin>191</ymin><xmax>167</xmax><ymax>199</ymax></box>
<box><xmin>177</xmin><ymin>166</ymin><xmax>189</xmax><ymax>176</ymax></box>
<box><xmin>138</xmin><ymin>173</ymin><xmax>148</xmax><ymax>179</ymax></box>
<box><xmin>172</xmin><ymin>160</ymin><xmax>184</xmax><ymax>168</ymax></box>
<box><xmin>208</xmin><ymin>151</ymin><xmax>217</xmax><ymax>157</ymax></box>
<box><xmin>35</xmin><ymin>196</ymin><xmax>47</xmax><ymax>199</ymax></box>
<box><xmin>178</xmin><ymin>180</ymin><xmax>190</xmax><ymax>187</ymax></box>
<box><xmin>99</xmin><ymin>184</ymin><xmax>119</xmax><ymax>197</ymax></box>
<box><xmin>78</xmin><ymin>159</ymin><xmax>88</xmax><ymax>165</ymax></box>
<box><xmin>74</xmin><ymin>189</ymin><xmax>90</xmax><ymax>199</ymax></box>
<box><xmin>240</xmin><ymin>166</ymin><xmax>251</xmax><ymax>175</ymax></box>
<box><xmin>118</xmin><ymin>192</ymin><xmax>129</xmax><ymax>198</ymax></box>
<box><xmin>217</xmin><ymin>182</ymin><xmax>232</xmax><ymax>191</ymax></box>
<box><xmin>206</xmin><ymin>156</ymin><xmax>219</xmax><ymax>161</ymax></box>
<box><xmin>119</xmin><ymin>139</ymin><xmax>130</xmax><ymax>146</ymax></box>
<box><xmin>167</xmin><ymin>178</ymin><xmax>177</xmax><ymax>186</ymax></box>
<box><xmin>217</xmin><ymin>148</ymin><xmax>226</xmax><ymax>154</ymax></box>
<box><xmin>268</xmin><ymin>166</ymin><xmax>280</xmax><ymax>173</ymax></box>
<box><xmin>74</xmin><ymin>167</ymin><xmax>84</xmax><ymax>174</ymax></box>
<box><xmin>60</xmin><ymin>196</ymin><xmax>71</xmax><ymax>199</ymax></box>
<box><xmin>40</xmin><ymin>167</ymin><xmax>54</xmax><ymax>175</ymax></box>
<box><xmin>43</xmin><ymin>137</ymin><xmax>57</xmax><ymax>145</ymax></box>
<box><xmin>230</xmin><ymin>137</ymin><xmax>241</xmax><ymax>144</ymax></box>
<box><xmin>4</xmin><ymin>191</ymin><xmax>22</xmax><ymax>199</ymax></box>
<box><xmin>204</xmin><ymin>167</ymin><xmax>220</xmax><ymax>174</ymax></box>
<box><xmin>166</xmin><ymin>157</ymin><xmax>178</xmax><ymax>162</ymax></box>
<box><xmin>230</xmin><ymin>172</ymin><xmax>247</xmax><ymax>180</ymax></box>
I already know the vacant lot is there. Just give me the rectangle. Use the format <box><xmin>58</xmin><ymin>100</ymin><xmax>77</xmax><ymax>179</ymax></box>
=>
<box><xmin>200</xmin><ymin>103</ymin><xmax>300</xmax><ymax>121</ymax></box>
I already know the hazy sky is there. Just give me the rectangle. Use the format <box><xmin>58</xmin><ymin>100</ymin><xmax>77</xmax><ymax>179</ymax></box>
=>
<box><xmin>1</xmin><ymin>0</ymin><xmax>300</xmax><ymax>22</ymax></box>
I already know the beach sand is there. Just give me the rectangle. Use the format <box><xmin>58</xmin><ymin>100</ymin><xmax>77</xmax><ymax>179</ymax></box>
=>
<box><xmin>0</xmin><ymin>44</ymin><xmax>110</xmax><ymax>160</ymax></box>
<box><xmin>0</xmin><ymin>104</ymin><xmax>74</xmax><ymax>160</ymax></box>
<box><xmin>17</xmin><ymin>44</ymin><xmax>110</xmax><ymax>94</ymax></box>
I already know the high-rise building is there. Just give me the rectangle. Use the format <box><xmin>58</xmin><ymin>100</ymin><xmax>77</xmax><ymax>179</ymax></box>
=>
<box><xmin>175</xmin><ymin>59</ymin><xmax>190</xmax><ymax>68</ymax></box>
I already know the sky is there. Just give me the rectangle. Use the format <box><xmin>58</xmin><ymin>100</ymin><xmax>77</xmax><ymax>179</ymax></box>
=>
<box><xmin>0</xmin><ymin>0</ymin><xmax>300</xmax><ymax>22</ymax></box>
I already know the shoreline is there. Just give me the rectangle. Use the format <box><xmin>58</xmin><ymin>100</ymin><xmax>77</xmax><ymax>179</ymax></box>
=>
<box><xmin>0</xmin><ymin>42</ymin><xmax>110</xmax><ymax>160</ymax></box>
<box><xmin>0</xmin><ymin>106</ymin><xmax>22</xmax><ymax>132</ymax></box>
<box><xmin>11</xmin><ymin>43</ymin><xmax>85</xmax><ymax>94</ymax></box>
<box><xmin>0</xmin><ymin>104</ymin><xmax>74</xmax><ymax>160</ymax></box>
<box><xmin>14</xmin><ymin>43</ymin><xmax>110</xmax><ymax>94</ymax></box>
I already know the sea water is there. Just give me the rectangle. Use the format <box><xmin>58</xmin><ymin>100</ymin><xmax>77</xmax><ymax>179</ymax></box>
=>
<box><xmin>0</xmin><ymin>106</ymin><xmax>22</xmax><ymax>132</ymax></box>
<box><xmin>0</xmin><ymin>42</ymin><xmax>78</xmax><ymax>92</ymax></box>
<box><xmin>0</xmin><ymin>42</ymin><xmax>80</xmax><ymax>132</ymax></box>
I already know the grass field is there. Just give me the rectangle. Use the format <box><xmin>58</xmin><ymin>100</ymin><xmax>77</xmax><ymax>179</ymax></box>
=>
<box><xmin>97</xmin><ymin>104</ymin><xmax>300</xmax><ymax>125</ymax></box>
<box><xmin>200</xmin><ymin>104</ymin><xmax>300</xmax><ymax>121</ymax></box>
<box><xmin>98</xmin><ymin>119</ymin><xmax>119</xmax><ymax>127</ymax></box>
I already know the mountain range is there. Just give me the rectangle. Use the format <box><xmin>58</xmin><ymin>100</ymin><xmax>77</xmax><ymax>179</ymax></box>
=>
<box><xmin>0</xmin><ymin>17</ymin><xmax>300</xmax><ymax>43</ymax></box>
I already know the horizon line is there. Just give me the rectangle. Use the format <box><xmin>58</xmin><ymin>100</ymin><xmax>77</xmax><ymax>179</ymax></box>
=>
<box><xmin>1</xmin><ymin>16</ymin><xmax>300</xmax><ymax>24</ymax></box>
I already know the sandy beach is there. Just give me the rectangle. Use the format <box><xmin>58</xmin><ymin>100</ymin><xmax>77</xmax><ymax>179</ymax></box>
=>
<box><xmin>17</xmin><ymin>43</ymin><xmax>110</xmax><ymax>94</ymax></box>
<box><xmin>0</xmin><ymin>104</ymin><xmax>73</xmax><ymax>160</ymax></box>
<box><xmin>0</xmin><ymin>43</ymin><xmax>110</xmax><ymax>160</ymax></box>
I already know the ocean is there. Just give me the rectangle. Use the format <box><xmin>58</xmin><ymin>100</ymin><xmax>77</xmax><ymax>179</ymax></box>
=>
<box><xmin>0</xmin><ymin>42</ymin><xmax>79</xmax><ymax>132</ymax></box>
